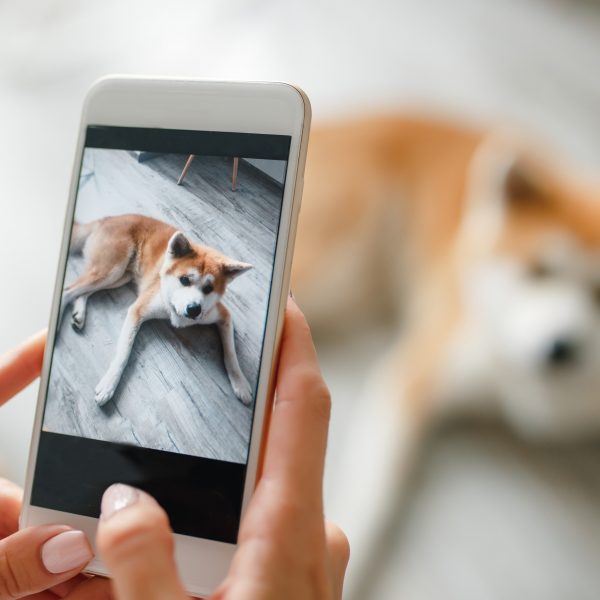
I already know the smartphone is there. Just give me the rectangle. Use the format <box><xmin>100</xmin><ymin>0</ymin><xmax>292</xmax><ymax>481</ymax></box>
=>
<box><xmin>21</xmin><ymin>76</ymin><xmax>310</xmax><ymax>596</ymax></box>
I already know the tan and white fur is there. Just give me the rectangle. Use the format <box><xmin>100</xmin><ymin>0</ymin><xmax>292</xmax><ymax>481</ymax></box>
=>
<box><xmin>61</xmin><ymin>214</ymin><xmax>253</xmax><ymax>407</ymax></box>
<box><xmin>292</xmin><ymin>117</ymin><xmax>600</xmax><ymax>596</ymax></box>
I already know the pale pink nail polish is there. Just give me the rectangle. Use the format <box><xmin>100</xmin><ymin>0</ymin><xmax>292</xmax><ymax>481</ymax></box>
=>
<box><xmin>101</xmin><ymin>483</ymin><xmax>140</xmax><ymax>520</ymax></box>
<box><xmin>41</xmin><ymin>530</ymin><xmax>93</xmax><ymax>574</ymax></box>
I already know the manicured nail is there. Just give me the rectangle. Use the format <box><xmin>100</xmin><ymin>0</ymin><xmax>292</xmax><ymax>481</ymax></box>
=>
<box><xmin>41</xmin><ymin>530</ymin><xmax>93</xmax><ymax>574</ymax></box>
<box><xmin>101</xmin><ymin>483</ymin><xmax>140</xmax><ymax>520</ymax></box>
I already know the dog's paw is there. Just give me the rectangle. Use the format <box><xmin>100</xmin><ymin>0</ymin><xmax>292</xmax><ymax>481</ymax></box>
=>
<box><xmin>95</xmin><ymin>373</ymin><xmax>118</xmax><ymax>406</ymax></box>
<box><xmin>232</xmin><ymin>375</ymin><xmax>253</xmax><ymax>406</ymax></box>
<box><xmin>71</xmin><ymin>297</ymin><xmax>87</xmax><ymax>331</ymax></box>
<box><xmin>71</xmin><ymin>310</ymin><xmax>85</xmax><ymax>331</ymax></box>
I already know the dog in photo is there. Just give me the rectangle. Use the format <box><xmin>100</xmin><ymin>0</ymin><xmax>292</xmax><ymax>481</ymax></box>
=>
<box><xmin>61</xmin><ymin>214</ymin><xmax>253</xmax><ymax>406</ymax></box>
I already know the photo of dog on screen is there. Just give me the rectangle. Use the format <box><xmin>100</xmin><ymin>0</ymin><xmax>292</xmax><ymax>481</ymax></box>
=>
<box><xmin>43</xmin><ymin>148</ymin><xmax>286</xmax><ymax>464</ymax></box>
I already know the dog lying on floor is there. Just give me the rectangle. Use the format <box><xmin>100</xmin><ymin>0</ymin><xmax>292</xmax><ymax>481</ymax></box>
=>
<box><xmin>292</xmin><ymin>116</ymin><xmax>600</xmax><ymax>596</ymax></box>
<box><xmin>61</xmin><ymin>214</ymin><xmax>253</xmax><ymax>406</ymax></box>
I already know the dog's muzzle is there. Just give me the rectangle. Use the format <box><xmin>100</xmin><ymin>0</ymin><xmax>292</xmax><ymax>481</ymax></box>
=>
<box><xmin>185</xmin><ymin>303</ymin><xmax>202</xmax><ymax>319</ymax></box>
<box><xmin>545</xmin><ymin>337</ymin><xmax>578</xmax><ymax>368</ymax></box>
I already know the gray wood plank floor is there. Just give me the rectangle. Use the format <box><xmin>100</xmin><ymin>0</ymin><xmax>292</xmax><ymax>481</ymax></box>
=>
<box><xmin>43</xmin><ymin>149</ymin><xmax>284</xmax><ymax>463</ymax></box>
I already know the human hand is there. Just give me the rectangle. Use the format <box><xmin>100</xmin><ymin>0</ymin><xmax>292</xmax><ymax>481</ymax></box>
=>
<box><xmin>0</xmin><ymin>331</ymin><xmax>111</xmax><ymax>599</ymax></box>
<box><xmin>96</xmin><ymin>298</ymin><xmax>350</xmax><ymax>599</ymax></box>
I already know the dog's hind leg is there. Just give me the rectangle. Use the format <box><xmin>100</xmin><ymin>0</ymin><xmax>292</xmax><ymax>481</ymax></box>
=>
<box><xmin>70</xmin><ymin>273</ymin><xmax>132</xmax><ymax>331</ymax></box>
<box><xmin>71</xmin><ymin>295</ymin><xmax>89</xmax><ymax>331</ymax></box>
<box><xmin>60</xmin><ymin>258</ymin><xmax>131</xmax><ymax>324</ymax></box>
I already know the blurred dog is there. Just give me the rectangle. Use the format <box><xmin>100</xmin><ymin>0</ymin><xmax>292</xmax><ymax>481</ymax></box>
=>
<box><xmin>62</xmin><ymin>214</ymin><xmax>253</xmax><ymax>406</ymax></box>
<box><xmin>292</xmin><ymin>116</ymin><xmax>600</xmax><ymax>594</ymax></box>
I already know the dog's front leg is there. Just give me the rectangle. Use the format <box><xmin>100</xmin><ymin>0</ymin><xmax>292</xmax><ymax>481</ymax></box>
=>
<box><xmin>217</xmin><ymin>306</ymin><xmax>253</xmax><ymax>405</ymax></box>
<box><xmin>328</xmin><ymin>348</ymin><xmax>431</xmax><ymax>600</ymax></box>
<box><xmin>95</xmin><ymin>303</ymin><xmax>145</xmax><ymax>406</ymax></box>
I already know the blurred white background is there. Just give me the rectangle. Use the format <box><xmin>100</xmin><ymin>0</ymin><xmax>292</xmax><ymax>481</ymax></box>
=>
<box><xmin>2</xmin><ymin>1</ymin><xmax>600</xmax><ymax>598</ymax></box>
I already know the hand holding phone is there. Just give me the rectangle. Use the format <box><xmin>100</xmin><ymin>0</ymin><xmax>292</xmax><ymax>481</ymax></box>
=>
<box><xmin>0</xmin><ymin>332</ymin><xmax>109</xmax><ymax>598</ymax></box>
<box><xmin>0</xmin><ymin>301</ymin><xmax>349</xmax><ymax>599</ymax></box>
<box><xmin>95</xmin><ymin>299</ymin><xmax>349</xmax><ymax>600</ymax></box>
<box><xmin>20</xmin><ymin>77</ymin><xmax>311</xmax><ymax>595</ymax></box>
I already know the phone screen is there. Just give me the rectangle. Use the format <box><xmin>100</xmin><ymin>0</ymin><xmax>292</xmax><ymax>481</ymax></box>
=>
<box><xmin>31</xmin><ymin>126</ymin><xmax>291</xmax><ymax>544</ymax></box>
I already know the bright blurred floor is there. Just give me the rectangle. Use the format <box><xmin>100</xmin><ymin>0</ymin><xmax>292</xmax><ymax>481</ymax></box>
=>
<box><xmin>1</xmin><ymin>1</ymin><xmax>600</xmax><ymax>598</ymax></box>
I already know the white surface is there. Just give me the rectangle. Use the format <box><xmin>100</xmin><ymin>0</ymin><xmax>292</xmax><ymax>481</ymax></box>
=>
<box><xmin>245</xmin><ymin>158</ymin><xmax>286</xmax><ymax>184</ymax></box>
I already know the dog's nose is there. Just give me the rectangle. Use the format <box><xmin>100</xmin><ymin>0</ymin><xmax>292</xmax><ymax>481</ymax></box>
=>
<box><xmin>546</xmin><ymin>338</ymin><xmax>578</xmax><ymax>367</ymax></box>
<box><xmin>185</xmin><ymin>303</ymin><xmax>202</xmax><ymax>319</ymax></box>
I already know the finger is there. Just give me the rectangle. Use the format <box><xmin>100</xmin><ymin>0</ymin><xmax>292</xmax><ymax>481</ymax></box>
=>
<box><xmin>60</xmin><ymin>576</ymin><xmax>112</xmax><ymax>599</ymax></box>
<box><xmin>19</xmin><ymin>592</ymin><xmax>57</xmax><ymax>600</ymax></box>
<box><xmin>50</xmin><ymin>574</ymin><xmax>91</xmax><ymax>598</ymax></box>
<box><xmin>325</xmin><ymin>521</ymin><xmax>350</xmax><ymax>600</ymax></box>
<box><xmin>261</xmin><ymin>298</ymin><xmax>331</xmax><ymax>506</ymax></box>
<box><xmin>0</xmin><ymin>525</ymin><xmax>93</xmax><ymax>599</ymax></box>
<box><xmin>0</xmin><ymin>330</ymin><xmax>46</xmax><ymax>406</ymax></box>
<box><xmin>96</xmin><ymin>484</ymin><xmax>187</xmax><ymax>600</ymax></box>
<box><xmin>0</xmin><ymin>478</ymin><xmax>22</xmax><ymax>539</ymax></box>
<box><xmin>0</xmin><ymin>484</ymin><xmax>91</xmax><ymax>599</ymax></box>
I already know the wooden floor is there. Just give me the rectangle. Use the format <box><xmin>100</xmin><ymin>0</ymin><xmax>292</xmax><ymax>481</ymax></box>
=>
<box><xmin>43</xmin><ymin>150</ymin><xmax>283</xmax><ymax>463</ymax></box>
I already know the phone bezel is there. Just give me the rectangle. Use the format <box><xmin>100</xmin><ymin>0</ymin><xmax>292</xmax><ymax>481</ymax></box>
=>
<box><xmin>20</xmin><ymin>76</ymin><xmax>311</xmax><ymax>597</ymax></box>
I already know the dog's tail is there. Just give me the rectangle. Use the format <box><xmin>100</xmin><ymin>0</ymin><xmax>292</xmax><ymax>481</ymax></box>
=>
<box><xmin>70</xmin><ymin>221</ymin><xmax>94</xmax><ymax>254</ymax></box>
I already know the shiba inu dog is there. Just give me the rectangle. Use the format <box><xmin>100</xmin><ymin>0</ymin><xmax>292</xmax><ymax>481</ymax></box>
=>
<box><xmin>61</xmin><ymin>214</ymin><xmax>253</xmax><ymax>407</ymax></box>
<box><xmin>292</xmin><ymin>116</ymin><xmax>600</xmax><ymax>595</ymax></box>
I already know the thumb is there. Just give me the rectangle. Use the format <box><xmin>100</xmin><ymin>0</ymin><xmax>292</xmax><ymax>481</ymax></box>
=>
<box><xmin>97</xmin><ymin>484</ymin><xmax>187</xmax><ymax>600</ymax></box>
<box><xmin>0</xmin><ymin>525</ymin><xmax>93</xmax><ymax>599</ymax></box>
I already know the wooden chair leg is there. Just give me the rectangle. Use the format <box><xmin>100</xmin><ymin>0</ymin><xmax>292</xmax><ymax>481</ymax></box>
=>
<box><xmin>177</xmin><ymin>154</ymin><xmax>195</xmax><ymax>185</ymax></box>
<box><xmin>232</xmin><ymin>157</ymin><xmax>239</xmax><ymax>191</ymax></box>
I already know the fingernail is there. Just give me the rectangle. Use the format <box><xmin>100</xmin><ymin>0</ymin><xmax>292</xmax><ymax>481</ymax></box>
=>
<box><xmin>101</xmin><ymin>483</ymin><xmax>140</xmax><ymax>520</ymax></box>
<box><xmin>41</xmin><ymin>530</ymin><xmax>93</xmax><ymax>574</ymax></box>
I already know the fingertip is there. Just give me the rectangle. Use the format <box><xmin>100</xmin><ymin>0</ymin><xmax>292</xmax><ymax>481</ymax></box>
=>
<box><xmin>97</xmin><ymin>484</ymin><xmax>172</xmax><ymax>557</ymax></box>
<box><xmin>22</xmin><ymin>329</ymin><xmax>46</xmax><ymax>374</ymax></box>
<box><xmin>101</xmin><ymin>484</ymin><xmax>141</xmax><ymax>521</ymax></box>
<box><xmin>285</xmin><ymin>294</ymin><xmax>303</xmax><ymax>320</ymax></box>
<box><xmin>0</xmin><ymin>524</ymin><xmax>91</xmax><ymax>598</ymax></box>
<box><xmin>280</xmin><ymin>297</ymin><xmax>316</xmax><ymax>361</ymax></box>
<box><xmin>0</xmin><ymin>477</ymin><xmax>23</xmax><ymax>537</ymax></box>
<box><xmin>325</xmin><ymin>521</ymin><xmax>351</xmax><ymax>598</ymax></box>
<box><xmin>96</xmin><ymin>486</ymin><xmax>185</xmax><ymax>600</ymax></box>
<box><xmin>30</xmin><ymin>329</ymin><xmax>47</xmax><ymax>348</ymax></box>
<box><xmin>326</xmin><ymin>521</ymin><xmax>350</xmax><ymax>570</ymax></box>
<box><xmin>41</xmin><ymin>529</ymin><xmax>94</xmax><ymax>574</ymax></box>
<box><xmin>0</xmin><ymin>477</ymin><xmax>23</xmax><ymax>502</ymax></box>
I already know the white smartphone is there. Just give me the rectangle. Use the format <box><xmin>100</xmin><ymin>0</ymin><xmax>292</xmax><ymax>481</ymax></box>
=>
<box><xmin>21</xmin><ymin>76</ymin><xmax>310</xmax><ymax>597</ymax></box>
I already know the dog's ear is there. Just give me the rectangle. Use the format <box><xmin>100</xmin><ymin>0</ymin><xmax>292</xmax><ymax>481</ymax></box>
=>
<box><xmin>460</xmin><ymin>131</ymin><xmax>548</xmax><ymax>247</ymax></box>
<box><xmin>168</xmin><ymin>232</ymin><xmax>193</xmax><ymax>258</ymax></box>
<box><xmin>503</xmin><ymin>159</ymin><xmax>544</xmax><ymax>204</ymax></box>
<box><xmin>222</xmin><ymin>260</ymin><xmax>253</xmax><ymax>281</ymax></box>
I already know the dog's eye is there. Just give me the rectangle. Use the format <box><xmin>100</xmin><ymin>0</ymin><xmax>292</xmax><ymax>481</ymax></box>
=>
<box><xmin>179</xmin><ymin>276</ymin><xmax>192</xmax><ymax>287</ymax></box>
<box><xmin>529</xmin><ymin>263</ymin><xmax>552</xmax><ymax>279</ymax></box>
<box><xmin>202</xmin><ymin>283</ymin><xmax>214</xmax><ymax>295</ymax></box>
